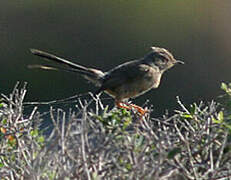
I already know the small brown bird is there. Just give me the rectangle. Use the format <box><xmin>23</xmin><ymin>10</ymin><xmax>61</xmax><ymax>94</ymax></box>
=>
<box><xmin>29</xmin><ymin>47</ymin><xmax>184</xmax><ymax>115</ymax></box>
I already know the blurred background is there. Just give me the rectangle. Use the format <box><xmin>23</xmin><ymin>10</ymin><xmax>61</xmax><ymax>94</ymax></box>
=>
<box><xmin>1</xmin><ymin>0</ymin><xmax>231</xmax><ymax>116</ymax></box>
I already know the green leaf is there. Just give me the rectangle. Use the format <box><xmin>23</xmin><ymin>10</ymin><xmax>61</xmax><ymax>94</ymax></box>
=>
<box><xmin>181</xmin><ymin>113</ymin><xmax>193</xmax><ymax>119</ymax></box>
<box><xmin>38</xmin><ymin>136</ymin><xmax>45</xmax><ymax>143</ymax></box>
<box><xmin>189</xmin><ymin>103</ymin><xmax>197</xmax><ymax>115</ymax></box>
<box><xmin>2</xmin><ymin>119</ymin><xmax>7</xmax><ymax>125</ymax></box>
<box><xmin>218</xmin><ymin>111</ymin><xmax>224</xmax><ymax>122</ymax></box>
<box><xmin>125</xmin><ymin>163</ymin><xmax>132</xmax><ymax>171</ymax></box>
<box><xmin>0</xmin><ymin>163</ymin><xmax>4</xmax><ymax>168</ymax></box>
<box><xmin>212</xmin><ymin>117</ymin><xmax>222</xmax><ymax>124</ymax></box>
<box><xmin>224</xmin><ymin>124</ymin><xmax>231</xmax><ymax>131</ymax></box>
<box><xmin>221</xmin><ymin>82</ymin><xmax>228</xmax><ymax>91</ymax></box>
<box><xmin>30</xmin><ymin>129</ymin><xmax>39</xmax><ymax>137</ymax></box>
<box><xmin>168</xmin><ymin>148</ymin><xmax>181</xmax><ymax>159</ymax></box>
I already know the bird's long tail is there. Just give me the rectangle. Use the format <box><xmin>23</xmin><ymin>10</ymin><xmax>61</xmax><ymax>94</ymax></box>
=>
<box><xmin>29</xmin><ymin>49</ymin><xmax>104</xmax><ymax>86</ymax></box>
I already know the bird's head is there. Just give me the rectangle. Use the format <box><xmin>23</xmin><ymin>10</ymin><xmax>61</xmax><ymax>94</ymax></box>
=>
<box><xmin>145</xmin><ymin>46</ymin><xmax>184</xmax><ymax>72</ymax></box>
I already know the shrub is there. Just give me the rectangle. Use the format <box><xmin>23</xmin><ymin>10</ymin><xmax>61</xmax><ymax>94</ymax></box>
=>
<box><xmin>0</xmin><ymin>82</ymin><xmax>230</xmax><ymax>180</ymax></box>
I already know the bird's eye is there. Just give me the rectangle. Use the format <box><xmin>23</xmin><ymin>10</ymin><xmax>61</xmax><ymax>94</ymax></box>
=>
<box><xmin>157</xmin><ymin>56</ymin><xmax>167</xmax><ymax>64</ymax></box>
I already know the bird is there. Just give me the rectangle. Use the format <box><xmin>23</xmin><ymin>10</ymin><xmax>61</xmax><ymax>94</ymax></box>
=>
<box><xmin>29</xmin><ymin>47</ymin><xmax>184</xmax><ymax>115</ymax></box>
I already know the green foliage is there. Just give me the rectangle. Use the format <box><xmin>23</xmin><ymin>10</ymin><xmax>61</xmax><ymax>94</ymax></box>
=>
<box><xmin>0</xmin><ymin>83</ymin><xmax>45</xmax><ymax>179</ymax></box>
<box><xmin>221</xmin><ymin>82</ymin><xmax>231</xmax><ymax>111</ymax></box>
<box><xmin>219</xmin><ymin>82</ymin><xmax>231</xmax><ymax>133</ymax></box>
<box><xmin>30</xmin><ymin>129</ymin><xmax>45</xmax><ymax>145</ymax></box>
<box><xmin>93</xmin><ymin>106</ymin><xmax>132</xmax><ymax>131</ymax></box>
<box><xmin>167</xmin><ymin>147</ymin><xmax>181</xmax><ymax>159</ymax></box>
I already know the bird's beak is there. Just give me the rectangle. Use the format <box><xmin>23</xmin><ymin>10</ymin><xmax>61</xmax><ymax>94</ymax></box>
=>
<box><xmin>175</xmin><ymin>60</ymin><xmax>184</xmax><ymax>64</ymax></box>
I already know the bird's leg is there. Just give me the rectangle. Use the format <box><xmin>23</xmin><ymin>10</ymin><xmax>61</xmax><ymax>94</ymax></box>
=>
<box><xmin>116</xmin><ymin>101</ymin><xmax>148</xmax><ymax>115</ymax></box>
<box><xmin>116</xmin><ymin>101</ymin><xmax>132</xmax><ymax>111</ymax></box>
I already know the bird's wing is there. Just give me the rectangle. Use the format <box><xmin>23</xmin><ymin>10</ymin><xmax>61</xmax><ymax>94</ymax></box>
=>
<box><xmin>98</xmin><ymin>60</ymin><xmax>149</xmax><ymax>92</ymax></box>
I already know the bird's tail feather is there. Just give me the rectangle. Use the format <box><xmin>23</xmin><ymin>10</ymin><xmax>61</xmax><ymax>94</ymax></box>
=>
<box><xmin>30</xmin><ymin>48</ymin><xmax>88</xmax><ymax>71</ymax></box>
<box><xmin>27</xmin><ymin>64</ymin><xmax>92</xmax><ymax>76</ymax></box>
<box><xmin>29</xmin><ymin>49</ymin><xmax>104</xmax><ymax>86</ymax></box>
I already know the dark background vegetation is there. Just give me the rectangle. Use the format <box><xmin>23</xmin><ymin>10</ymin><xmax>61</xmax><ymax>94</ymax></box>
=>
<box><xmin>1</xmin><ymin>0</ymin><xmax>231</xmax><ymax>115</ymax></box>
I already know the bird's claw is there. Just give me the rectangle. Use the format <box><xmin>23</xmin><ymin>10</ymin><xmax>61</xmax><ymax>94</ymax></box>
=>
<box><xmin>116</xmin><ymin>102</ymin><xmax>148</xmax><ymax>116</ymax></box>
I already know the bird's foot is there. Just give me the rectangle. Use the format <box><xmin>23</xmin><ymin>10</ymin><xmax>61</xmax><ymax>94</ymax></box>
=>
<box><xmin>116</xmin><ymin>102</ymin><xmax>148</xmax><ymax>116</ymax></box>
<box><xmin>129</xmin><ymin>104</ymin><xmax>148</xmax><ymax>116</ymax></box>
